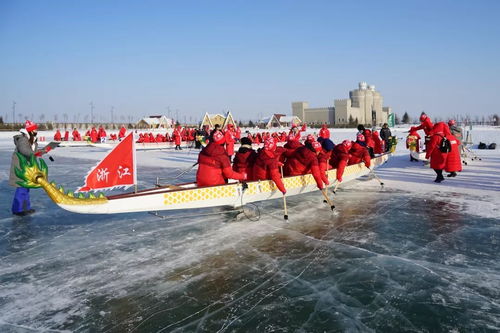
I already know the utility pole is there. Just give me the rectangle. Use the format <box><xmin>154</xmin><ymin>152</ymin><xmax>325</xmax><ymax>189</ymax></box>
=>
<box><xmin>12</xmin><ymin>101</ymin><xmax>16</xmax><ymax>125</ymax></box>
<box><xmin>90</xmin><ymin>102</ymin><xmax>95</xmax><ymax>124</ymax></box>
<box><xmin>110</xmin><ymin>106</ymin><xmax>114</xmax><ymax>124</ymax></box>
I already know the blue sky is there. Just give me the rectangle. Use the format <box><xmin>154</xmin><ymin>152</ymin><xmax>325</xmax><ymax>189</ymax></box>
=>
<box><xmin>1</xmin><ymin>0</ymin><xmax>499</xmax><ymax>123</ymax></box>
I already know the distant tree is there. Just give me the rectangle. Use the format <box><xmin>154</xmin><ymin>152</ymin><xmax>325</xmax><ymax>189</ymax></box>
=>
<box><xmin>355</xmin><ymin>117</ymin><xmax>359</xmax><ymax>126</ymax></box>
<box><xmin>248</xmin><ymin>120</ymin><xmax>255</xmax><ymax>127</ymax></box>
<box><xmin>238</xmin><ymin>120</ymin><xmax>243</xmax><ymax>127</ymax></box>
<box><xmin>402</xmin><ymin>112</ymin><xmax>411</xmax><ymax>124</ymax></box>
<box><xmin>0</xmin><ymin>116</ymin><xmax>3</xmax><ymax>124</ymax></box>
<box><xmin>395</xmin><ymin>114</ymin><xmax>401</xmax><ymax>125</ymax></box>
<box><xmin>493</xmin><ymin>114</ymin><xmax>500</xmax><ymax>126</ymax></box>
<box><xmin>348</xmin><ymin>115</ymin><xmax>355</xmax><ymax>126</ymax></box>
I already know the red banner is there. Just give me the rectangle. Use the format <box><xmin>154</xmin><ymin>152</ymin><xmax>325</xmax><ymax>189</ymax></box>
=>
<box><xmin>78</xmin><ymin>132</ymin><xmax>136</xmax><ymax>192</ymax></box>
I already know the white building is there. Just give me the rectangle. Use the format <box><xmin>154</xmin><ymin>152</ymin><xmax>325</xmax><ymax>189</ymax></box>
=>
<box><xmin>292</xmin><ymin>82</ymin><xmax>391</xmax><ymax>126</ymax></box>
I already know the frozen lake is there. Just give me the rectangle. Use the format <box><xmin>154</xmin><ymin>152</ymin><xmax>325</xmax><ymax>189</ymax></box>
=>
<box><xmin>0</xmin><ymin>127</ymin><xmax>499</xmax><ymax>331</ymax></box>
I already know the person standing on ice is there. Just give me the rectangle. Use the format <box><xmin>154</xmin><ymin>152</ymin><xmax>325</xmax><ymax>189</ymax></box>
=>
<box><xmin>330</xmin><ymin>140</ymin><xmax>352</xmax><ymax>183</ymax></box>
<box><xmin>448</xmin><ymin>119</ymin><xmax>464</xmax><ymax>157</ymax></box>
<box><xmin>9</xmin><ymin>120</ymin><xmax>53</xmax><ymax>216</ymax></box>
<box><xmin>224</xmin><ymin>123</ymin><xmax>236</xmax><ymax>157</ymax></box>
<box><xmin>196</xmin><ymin>130</ymin><xmax>247</xmax><ymax>187</ymax></box>
<box><xmin>173</xmin><ymin>125</ymin><xmax>182</xmax><ymax>150</ymax></box>
<box><xmin>379</xmin><ymin>123</ymin><xmax>392</xmax><ymax>152</ymax></box>
<box><xmin>284</xmin><ymin>139</ymin><xmax>328</xmax><ymax>190</ymax></box>
<box><xmin>414</xmin><ymin>112</ymin><xmax>433</xmax><ymax>151</ymax></box>
<box><xmin>253</xmin><ymin>138</ymin><xmax>287</xmax><ymax>194</ymax></box>
<box><xmin>425</xmin><ymin>122</ymin><xmax>450</xmax><ymax>183</ymax></box>
<box><xmin>444</xmin><ymin>127</ymin><xmax>462</xmax><ymax>177</ymax></box>
<box><xmin>232</xmin><ymin>137</ymin><xmax>257</xmax><ymax>181</ymax></box>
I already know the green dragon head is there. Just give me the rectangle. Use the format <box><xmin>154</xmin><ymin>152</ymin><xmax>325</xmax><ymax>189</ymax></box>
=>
<box><xmin>15</xmin><ymin>153</ymin><xmax>48</xmax><ymax>188</ymax></box>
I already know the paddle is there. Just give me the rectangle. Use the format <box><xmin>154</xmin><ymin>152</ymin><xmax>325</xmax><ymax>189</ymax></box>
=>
<box><xmin>321</xmin><ymin>188</ymin><xmax>335</xmax><ymax>210</ymax></box>
<box><xmin>370</xmin><ymin>169</ymin><xmax>385</xmax><ymax>186</ymax></box>
<box><xmin>280</xmin><ymin>166</ymin><xmax>288</xmax><ymax>220</ymax></box>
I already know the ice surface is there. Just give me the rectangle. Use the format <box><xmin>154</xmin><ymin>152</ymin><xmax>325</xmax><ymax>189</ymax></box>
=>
<box><xmin>0</xmin><ymin>126</ymin><xmax>499</xmax><ymax>331</ymax></box>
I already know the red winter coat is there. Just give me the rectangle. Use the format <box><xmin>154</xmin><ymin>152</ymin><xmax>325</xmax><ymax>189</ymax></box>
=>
<box><xmin>445</xmin><ymin>134</ymin><xmax>462</xmax><ymax>172</ymax></box>
<box><xmin>224</xmin><ymin>129</ymin><xmax>236</xmax><ymax>156</ymax></box>
<box><xmin>118</xmin><ymin>127</ymin><xmax>126</xmax><ymax>138</ymax></box>
<box><xmin>349</xmin><ymin>142</ymin><xmax>371</xmax><ymax>168</ymax></box>
<box><xmin>284</xmin><ymin>146</ymin><xmax>326</xmax><ymax>189</ymax></box>
<box><xmin>282</xmin><ymin>140</ymin><xmax>303</xmax><ymax>160</ymax></box>
<box><xmin>173</xmin><ymin>129</ymin><xmax>182</xmax><ymax>145</ymax></box>
<box><xmin>233</xmin><ymin>146</ymin><xmax>257</xmax><ymax>181</ymax></box>
<box><xmin>318</xmin><ymin>149</ymin><xmax>332</xmax><ymax>184</ymax></box>
<box><xmin>64</xmin><ymin>131</ymin><xmax>69</xmax><ymax>141</ymax></box>
<box><xmin>363</xmin><ymin>129</ymin><xmax>374</xmax><ymax>148</ymax></box>
<box><xmin>253</xmin><ymin>149</ymin><xmax>286</xmax><ymax>193</ymax></box>
<box><xmin>90</xmin><ymin>129</ymin><xmax>98</xmax><ymax>143</ymax></box>
<box><xmin>98</xmin><ymin>128</ymin><xmax>107</xmax><ymax>139</ymax></box>
<box><xmin>372</xmin><ymin>131</ymin><xmax>383</xmax><ymax>154</ymax></box>
<box><xmin>72</xmin><ymin>130</ymin><xmax>81</xmax><ymax>141</ymax></box>
<box><xmin>54</xmin><ymin>130</ymin><xmax>62</xmax><ymax>141</ymax></box>
<box><xmin>415</xmin><ymin>117</ymin><xmax>434</xmax><ymax>136</ymax></box>
<box><xmin>196</xmin><ymin>143</ymin><xmax>245</xmax><ymax>187</ymax></box>
<box><xmin>426</xmin><ymin>122</ymin><xmax>449</xmax><ymax>170</ymax></box>
<box><xmin>330</xmin><ymin>144</ymin><xmax>350</xmax><ymax>182</ymax></box>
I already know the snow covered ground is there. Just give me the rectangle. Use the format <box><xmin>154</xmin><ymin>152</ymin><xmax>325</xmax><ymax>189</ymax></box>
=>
<box><xmin>0</xmin><ymin>126</ymin><xmax>499</xmax><ymax>331</ymax></box>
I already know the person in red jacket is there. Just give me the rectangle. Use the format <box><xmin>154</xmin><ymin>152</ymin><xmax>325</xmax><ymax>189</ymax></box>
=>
<box><xmin>349</xmin><ymin>134</ymin><xmax>371</xmax><ymax>168</ymax></box>
<box><xmin>118</xmin><ymin>125</ymin><xmax>126</xmax><ymax>140</ymax></box>
<box><xmin>54</xmin><ymin>129</ymin><xmax>62</xmax><ymax>141</ymax></box>
<box><xmin>425</xmin><ymin>122</ymin><xmax>450</xmax><ymax>183</ymax></box>
<box><xmin>196</xmin><ymin>131</ymin><xmax>246</xmax><ymax>187</ymax></box>
<box><xmin>72</xmin><ymin>128</ymin><xmax>81</xmax><ymax>141</ymax></box>
<box><xmin>414</xmin><ymin>112</ymin><xmax>434</xmax><ymax>151</ymax></box>
<box><xmin>98</xmin><ymin>126</ymin><xmax>107</xmax><ymax>143</ymax></box>
<box><xmin>253</xmin><ymin>138</ymin><xmax>287</xmax><ymax>194</ymax></box>
<box><xmin>363</xmin><ymin>129</ymin><xmax>375</xmax><ymax>158</ymax></box>
<box><xmin>318</xmin><ymin>138</ymin><xmax>334</xmax><ymax>183</ymax></box>
<box><xmin>372</xmin><ymin>131</ymin><xmax>384</xmax><ymax>154</ymax></box>
<box><xmin>233</xmin><ymin>137</ymin><xmax>257</xmax><ymax>181</ymax></box>
<box><xmin>224</xmin><ymin>123</ymin><xmax>236</xmax><ymax>157</ymax></box>
<box><xmin>173</xmin><ymin>126</ymin><xmax>182</xmax><ymax>150</ymax></box>
<box><xmin>330</xmin><ymin>140</ymin><xmax>352</xmax><ymax>182</ymax></box>
<box><xmin>90</xmin><ymin>127</ymin><xmax>98</xmax><ymax>143</ymax></box>
<box><xmin>63</xmin><ymin>130</ymin><xmax>69</xmax><ymax>141</ymax></box>
<box><xmin>284</xmin><ymin>140</ymin><xmax>327</xmax><ymax>190</ymax></box>
<box><xmin>319</xmin><ymin>124</ymin><xmax>330</xmax><ymax>139</ymax></box>
<box><xmin>445</xmin><ymin>128</ymin><xmax>462</xmax><ymax>177</ymax></box>
<box><xmin>282</xmin><ymin>134</ymin><xmax>303</xmax><ymax>162</ymax></box>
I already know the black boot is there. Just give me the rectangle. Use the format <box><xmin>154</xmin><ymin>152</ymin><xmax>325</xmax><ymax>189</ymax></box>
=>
<box><xmin>447</xmin><ymin>172</ymin><xmax>457</xmax><ymax>177</ymax></box>
<box><xmin>434</xmin><ymin>169</ymin><xmax>444</xmax><ymax>183</ymax></box>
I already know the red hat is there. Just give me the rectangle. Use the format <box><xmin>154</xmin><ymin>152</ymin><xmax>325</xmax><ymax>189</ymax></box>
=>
<box><xmin>213</xmin><ymin>131</ymin><xmax>225</xmax><ymax>144</ymax></box>
<box><xmin>448</xmin><ymin>119</ymin><xmax>456</xmax><ymax>126</ymax></box>
<box><xmin>311</xmin><ymin>141</ymin><xmax>322</xmax><ymax>152</ymax></box>
<box><xmin>264</xmin><ymin>137</ymin><xmax>276</xmax><ymax>152</ymax></box>
<box><xmin>356</xmin><ymin>133</ymin><xmax>365</xmax><ymax>142</ymax></box>
<box><xmin>291</xmin><ymin>124</ymin><xmax>297</xmax><ymax>128</ymax></box>
<box><xmin>25</xmin><ymin>120</ymin><xmax>38</xmax><ymax>132</ymax></box>
<box><xmin>306</xmin><ymin>134</ymin><xmax>315</xmax><ymax>142</ymax></box>
<box><xmin>420</xmin><ymin>113</ymin><xmax>428</xmax><ymax>122</ymax></box>
<box><xmin>342</xmin><ymin>140</ymin><xmax>352</xmax><ymax>149</ymax></box>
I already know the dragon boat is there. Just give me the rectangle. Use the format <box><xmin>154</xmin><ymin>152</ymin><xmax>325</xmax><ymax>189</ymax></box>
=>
<box><xmin>14</xmin><ymin>152</ymin><xmax>391</xmax><ymax>215</ymax></box>
<box><xmin>410</xmin><ymin>151</ymin><xmax>428</xmax><ymax>162</ymax></box>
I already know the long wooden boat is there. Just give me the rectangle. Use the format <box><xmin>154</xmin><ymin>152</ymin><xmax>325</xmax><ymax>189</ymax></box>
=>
<box><xmin>15</xmin><ymin>153</ymin><xmax>390</xmax><ymax>215</ymax></box>
<box><xmin>410</xmin><ymin>151</ymin><xmax>428</xmax><ymax>161</ymax></box>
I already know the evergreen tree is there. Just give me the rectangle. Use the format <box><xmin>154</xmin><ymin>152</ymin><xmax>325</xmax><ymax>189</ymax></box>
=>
<box><xmin>493</xmin><ymin>114</ymin><xmax>500</xmax><ymax>126</ymax></box>
<box><xmin>402</xmin><ymin>112</ymin><xmax>411</xmax><ymax>124</ymax></box>
<box><xmin>348</xmin><ymin>115</ymin><xmax>355</xmax><ymax>126</ymax></box>
<box><xmin>0</xmin><ymin>116</ymin><xmax>3</xmax><ymax>124</ymax></box>
<box><xmin>248</xmin><ymin>120</ymin><xmax>255</xmax><ymax>128</ymax></box>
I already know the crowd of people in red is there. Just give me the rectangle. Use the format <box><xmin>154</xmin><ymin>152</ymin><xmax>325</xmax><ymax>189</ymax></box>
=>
<box><xmin>408</xmin><ymin>112</ymin><xmax>462</xmax><ymax>182</ymax></box>
<box><xmin>195</xmin><ymin>124</ymin><xmax>380</xmax><ymax>193</ymax></box>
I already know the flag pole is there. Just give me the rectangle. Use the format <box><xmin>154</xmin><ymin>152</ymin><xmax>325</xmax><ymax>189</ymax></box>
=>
<box><xmin>133</xmin><ymin>132</ymin><xmax>137</xmax><ymax>193</ymax></box>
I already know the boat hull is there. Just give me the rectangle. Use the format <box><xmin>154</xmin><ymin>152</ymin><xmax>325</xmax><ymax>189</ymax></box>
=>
<box><xmin>57</xmin><ymin>154</ymin><xmax>391</xmax><ymax>214</ymax></box>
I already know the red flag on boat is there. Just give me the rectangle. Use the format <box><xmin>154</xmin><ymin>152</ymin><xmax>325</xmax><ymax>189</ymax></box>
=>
<box><xmin>78</xmin><ymin>132</ymin><xmax>136</xmax><ymax>192</ymax></box>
